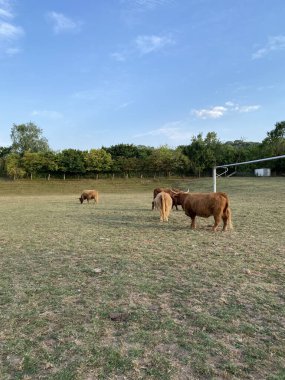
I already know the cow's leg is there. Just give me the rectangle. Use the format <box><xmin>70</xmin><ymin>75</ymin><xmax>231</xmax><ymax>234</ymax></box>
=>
<box><xmin>213</xmin><ymin>214</ymin><xmax>222</xmax><ymax>231</ymax></box>
<box><xmin>165</xmin><ymin>209</ymin><xmax>170</xmax><ymax>222</ymax></box>
<box><xmin>152</xmin><ymin>201</ymin><xmax>155</xmax><ymax>210</ymax></box>
<box><xmin>190</xmin><ymin>216</ymin><xmax>196</xmax><ymax>229</ymax></box>
<box><xmin>186</xmin><ymin>211</ymin><xmax>196</xmax><ymax>229</ymax></box>
<box><xmin>222</xmin><ymin>215</ymin><xmax>228</xmax><ymax>231</ymax></box>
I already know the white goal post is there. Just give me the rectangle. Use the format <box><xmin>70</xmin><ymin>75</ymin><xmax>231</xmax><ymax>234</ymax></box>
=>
<box><xmin>213</xmin><ymin>154</ymin><xmax>285</xmax><ymax>192</ymax></box>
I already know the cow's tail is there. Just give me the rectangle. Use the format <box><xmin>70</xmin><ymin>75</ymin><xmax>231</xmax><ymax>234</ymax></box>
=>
<box><xmin>220</xmin><ymin>193</ymin><xmax>233</xmax><ymax>230</ymax></box>
<box><xmin>161</xmin><ymin>193</ymin><xmax>166</xmax><ymax>221</ymax></box>
<box><xmin>220</xmin><ymin>192</ymin><xmax>229</xmax><ymax>200</ymax></box>
<box><xmin>225</xmin><ymin>204</ymin><xmax>233</xmax><ymax>230</ymax></box>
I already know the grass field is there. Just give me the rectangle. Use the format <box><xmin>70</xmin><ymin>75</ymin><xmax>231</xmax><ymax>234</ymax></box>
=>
<box><xmin>0</xmin><ymin>177</ymin><xmax>284</xmax><ymax>380</ymax></box>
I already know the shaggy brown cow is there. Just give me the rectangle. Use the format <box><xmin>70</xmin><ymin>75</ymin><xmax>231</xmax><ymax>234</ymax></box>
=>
<box><xmin>79</xmin><ymin>190</ymin><xmax>99</xmax><ymax>204</ymax></box>
<box><xmin>153</xmin><ymin>191</ymin><xmax>172</xmax><ymax>222</ymax></box>
<box><xmin>172</xmin><ymin>191</ymin><xmax>233</xmax><ymax>231</ymax></box>
<box><xmin>151</xmin><ymin>187</ymin><xmax>182</xmax><ymax>210</ymax></box>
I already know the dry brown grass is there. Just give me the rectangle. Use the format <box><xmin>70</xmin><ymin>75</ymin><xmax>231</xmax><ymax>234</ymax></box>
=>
<box><xmin>0</xmin><ymin>177</ymin><xmax>284</xmax><ymax>379</ymax></box>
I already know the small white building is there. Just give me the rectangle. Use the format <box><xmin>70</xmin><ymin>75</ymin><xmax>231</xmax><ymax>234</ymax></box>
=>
<box><xmin>254</xmin><ymin>168</ymin><xmax>271</xmax><ymax>176</ymax></box>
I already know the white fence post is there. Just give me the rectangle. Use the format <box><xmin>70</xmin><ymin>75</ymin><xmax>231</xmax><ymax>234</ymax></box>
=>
<box><xmin>213</xmin><ymin>166</ymin><xmax>217</xmax><ymax>192</ymax></box>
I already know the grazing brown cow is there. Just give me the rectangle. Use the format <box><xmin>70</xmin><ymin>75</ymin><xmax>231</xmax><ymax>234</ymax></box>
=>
<box><xmin>79</xmin><ymin>190</ymin><xmax>99</xmax><ymax>204</ymax></box>
<box><xmin>153</xmin><ymin>191</ymin><xmax>172</xmax><ymax>222</ymax></box>
<box><xmin>172</xmin><ymin>191</ymin><xmax>233</xmax><ymax>231</ymax></box>
<box><xmin>151</xmin><ymin>187</ymin><xmax>182</xmax><ymax>210</ymax></box>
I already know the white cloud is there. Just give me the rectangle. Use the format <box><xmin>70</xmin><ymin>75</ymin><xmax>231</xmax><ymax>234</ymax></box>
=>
<box><xmin>72</xmin><ymin>89</ymin><xmax>99</xmax><ymax>101</ymax></box>
<box><xmin>0</xmin><ymin>0</ymin><xmax>13</xmax><ymax>19</ymax></box>
<box><xmin>192</xmin><ymin>106</ymin><xmax>227</xmax><ymax>119</ymax></box>
<box><xmin>71</xmin><ymin>85</ymin><xmax>125</xmax><ymax>109</ymax></box>
<box><xmin>135</xmin><ymin>121</ymin><xmax>193</xmax><ymax>141</ymax></box>
<box><xmin>135</xmin><ymin>34</ymin><xmax>174</xmax><ymax>54</ymax></box>
<box><xmin>47</xmin><ymin>12</ymin><xmax>81</xmax><ymax>34</ymax></box>
<box><xmin>121</xmin><ymin>0</ymin><xmax>172</xmax><ymax>11</ymax></box>
<box><xmin>0</xmin><ymin>2</ymin><xmax>23</xmax><ymax>55</ymax></box>
<box><xmin>0</xmin><ymin>8</ymin><xmax>12</xmax><ymax>19</ymax></box>
<box><xmin>6</xmin><ymin>46</ymin><xmax>21</xmax><ymax>55</ymax></box>
<box><xmin>111</xmin><ymin>52</ymin><xmax>126</xmax><ymax>62</ymax></box>
<box><xmin>116</xmin><ymin>101</ymin><xmax>133</xmax><ymax>110</ymax></box>
<box><xmin>111</xmin><ymin>33</ymin><xmax>174</xmax><ymax>61</ymax></box>
<box><xmin>0</xmin><ymin>21</ymin><xmax>23</xmax><ymax>40</ymax></box>
<box><xmin>252</xmin><ymin>35</ymin><xmax>285</xmax><ymax>59</ymax></box>
<box><xmin>225</xmin><ymin>102</ymin><xmax>261</xmax><ymax>113</ymax></box>
<box><xmin>31</xmin><ymin>110</ymin><xmax>63</xmax><ymax>119</ymax></box>
<box><xmin>193</xmin><ymin>102</ymin><xmax>260</xmax><ymax>119</ymax></box>
<box><xmin>120</xmin><ymin>0</ymin><xmax>173</xmax><ymax>28</ymax></box>
<box><xmin>238</xmin><ymin>105</ymin><xmax>261</xmax><ymax>113</ymax></box>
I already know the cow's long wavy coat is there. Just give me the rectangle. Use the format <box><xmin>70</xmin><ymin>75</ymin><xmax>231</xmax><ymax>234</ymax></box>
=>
<box><xmin>152</xmin><ymin>187</ymin><xmax>182</xmax><ymax>210</ymax></box>
<box><xmin>173</xmin><ymin>191</ymin><xmax>233</xmax><ymax>231</ymax></box>
<box><xmin>79</xmin><ymin>190</ymin><xmax>99</xmax><ymax>204</ymax></box>
<box><xmin>153</xmin><ymin>191</ymin><xmax>172</xmax><ymax>222</ymax></box>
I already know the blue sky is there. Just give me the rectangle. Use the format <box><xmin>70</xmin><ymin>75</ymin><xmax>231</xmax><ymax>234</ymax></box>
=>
<box><xmin>0</xmin><ymin>0</ymin><xmax>284</xmax><ymax>151</ymax></box>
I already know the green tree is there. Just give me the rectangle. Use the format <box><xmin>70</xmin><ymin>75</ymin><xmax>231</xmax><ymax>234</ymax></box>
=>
<box><xmin>5</xmin><ymin>153</ymin><xmax>26</xmax><ymax>180</ymax></box>
<box><xmin>22</xmin><ymin>152</ymin><xmax>44</xmax><ymax>179</ymax></box>
<box><xmin>20</xmin><ymin>150</ymin><xmax>58</xmax><ymax>180</ymax></box>
<box><xmin>10</xmin><ymin>122</ymin><xmax>50</xmax><ymax>155</ymax></box>
<box><xmin>57</xmin><ymin>149</ymin><xmax>86</xmax><ymax>179</ymax></box>
<box><xmin>0</xmin><ymin>146</ymin><xmax>12</xmax><ymax>158</ymax></box>
<box><xmin>203</xmin><ymin>132</ymin><xmax>223</xmax><ymax>167</ymax></box>
<box><xmin>262</xmin><ymin>121</ymin><xmax>285</xmax><ymax>156</ymax></box>
<box><xmin>224</xmin><ymin>140</ymin><xmax>264</xmax><ymax>173</ymax></box>
<box><xmin>181</xmin><ymin>133</ymin><xmax>207</xmax><ymax>176</ymax></box>
<box><xmin>146</xmin><ymin>145</ymin><xmax>188</xmax><ymax>177</ymax></box>
<box><xmin>111</xmin><ymin>156</ymin><xmax>138</xmax><ymax>177</ymax></box>
<box><xmin>39</xmin><ymin>151</ymin><xmax>58</xmax><ymax>179</ymax></box>
<box><xmin>226</xmin><ymin>140</ymin><xmax>257</xmax><ymax>162</ymax></box>
<box><xmin>146</xmin><ymin>147</ymin><xmax>169</xmax><ymax>176</ymax></box>
<box><xmin>85</xmin><ymin>149</ymin><xmax>112</xmax><ymax>177</ymax></box>
<box><xmin>136</xmin><ymin>145</ymin><xmax>154</xmax><ymax>160</ymax></box>
<box><xmin>184</xmin><ymin>133</ymin><xmax>262</xmax><ymax>175</ymax></box>
<box><xmin>103</xmin><ymin>144</ymin><xmax>141</xmax><ymax>159</ymax></box>
<box><xmin>172</xmin><ymin>147</ymin><xmax>191</xmax><ymax>175</ymax></box>
<box><xmin>0</xmin><ymin>147</ymin><xmax>12</xmax><ymax>176</ymax></box>
<box><xmin>104</xmin><ymin>144</ymin><xmax>154</xmax><ymax>177</ymax></box>
<box><xmin>262</xmin><ymin>121</ymin><xmax>285</xmax><ymax>174</ymax></box>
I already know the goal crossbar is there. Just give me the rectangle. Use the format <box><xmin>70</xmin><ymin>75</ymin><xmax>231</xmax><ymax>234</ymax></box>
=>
<box><xmin>213</xmin><ymin>154</ymin><xmax>285</xmax><ymax>192</ymax></box>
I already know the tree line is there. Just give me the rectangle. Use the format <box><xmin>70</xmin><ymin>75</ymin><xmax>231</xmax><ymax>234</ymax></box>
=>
<box><xmin>0</xmin><ymin>121</ymin><xmax>284</xmax><ymax>180</ymax></box>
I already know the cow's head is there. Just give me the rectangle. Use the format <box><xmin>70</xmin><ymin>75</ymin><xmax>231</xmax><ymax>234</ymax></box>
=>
<box><xmin>171</xmin><ymin>190</ymin><xmax>189</xmax><ymax>205</ymax></box>
<box><xmin>79</xmin><ymin>196</ymin><xmax>84</xmax><ymax>204</ymax></box>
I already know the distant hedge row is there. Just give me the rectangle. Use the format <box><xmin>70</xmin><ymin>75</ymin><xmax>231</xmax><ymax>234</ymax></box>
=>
<box><xmin>1</xmin><ymin>122</ymin><xmax>284</xmax><ymax>179</ymax></box>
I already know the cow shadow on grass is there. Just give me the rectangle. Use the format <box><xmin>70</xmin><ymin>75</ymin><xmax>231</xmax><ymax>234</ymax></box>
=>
<box><xmin>77</xmin><ymin>209</ymin><xmax>210</xmax><ymax>232</ymax></box>
<box><xmin>82</xmin><ymin>214</ymin><xmax>163</xmax><ymax>229</ymax></box>
<box><xmin>71</xmin><ymin>202</ymin><xmax>218</xmax><ymax>232</ymax></box>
